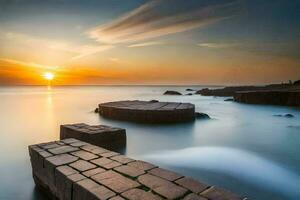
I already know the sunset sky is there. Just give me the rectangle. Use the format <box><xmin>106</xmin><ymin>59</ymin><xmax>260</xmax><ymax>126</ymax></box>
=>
<box><xmin>0</xmin><ymin>0</ymin><xmax>299</xmax><ymax>85</ymax></box>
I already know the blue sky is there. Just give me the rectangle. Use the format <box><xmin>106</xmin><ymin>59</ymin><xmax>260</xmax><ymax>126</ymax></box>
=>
<box><xmin>0</xmin><ymin>0</ymin><xmax>299</xmax><ymax>85</ymax></box>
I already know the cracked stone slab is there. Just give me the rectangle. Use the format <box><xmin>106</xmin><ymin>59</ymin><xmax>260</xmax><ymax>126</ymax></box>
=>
<box><xmin>46</xmin><ymin>154</ymin><xmax>78</xmax><ymax>166</ymax></box>
<box><xmin>110</xmin><ymin>155</ymin><xmax>134</xmax><ymax>164</ymax></box>
<box><xmin>110</xmin><ymin>196</ymin><xmax>125</xmax><ymax>200</ymax></box>
<box><xmin>148</xmin><ymin>168</ymin><xmax>182</xmax><ymax>181</ymax></box>
<box><xmin>83</xmin><ymin>168</ymin><xmax>106</xmax><ymax>177</ymax></box>
<box><xmin>99</xmin><ymin>151</ymin><xmax>120</xmax><ymax>158</ymax></box>
<box><xmin>200</xmin><ymin>186</ymin><xmax>243</xmax><ymax>200</ymax></box>
<box><xmin>71</xmin><ymin>150</ymin><xmax>99</xmax><ymax>160</ymax></box>
<box><xmin>127</xmin><ymin>161</ymin><xmax>156</xmax><ymax>171</ymax></box>
<box><xmin>69</xmin><ymin>160</ymin><xmax>97</xmax><ymax>172</ymax></box>
<box><xmin>91</xmin><ymin>170</ymin><xmax>140</xmax><ymax>193</ymax></box>
<box><xmin>48</xmin><ymin>145</ymin><xmax>79</xmax><ymax>155</ymax></box>
<box><xmin>183</xmin><ymin>193</ymin><xmax>208</xmax><ymax>200</ymax></box>
<box><xmin>55</xmin><ymin>165</ymin><xmax>79</xmax><ymax>200</ymax></box>
<box><xmin>61</xmin><ymin>138</ymin><xmax>80</xmax><ymax>144</ymax></box>
<box><xmin>91</xmin><ymin>157</ymin><xmax>122</xmax><ymax>169</ymax></box>
<box><xmin>114</xmin><ymin>165</ymin><xmax>145</xmax><ymax>178</ymax></box>
<box><xmin>70</xmin><ymin>141</ymin><xmax>89</xmax><ymax>147</ymax></box>
<box><xmin>73</xmin><ymin>178</ymin><xmax>115</xmax><ymax>200</ymax></box>
<box><xmin>121</xmin><ymin>188</ymin><xmax>162</xmax><ymax>200</ymax></box>
<box><xmin>138</xmin><ymin>174</ymin><xmax>187</xmax><ymax>199</ymax></box>
<box><xmin>176</xmin><ymin>177</ymin><xmax>208</xmax><ymax>194</ymax></box>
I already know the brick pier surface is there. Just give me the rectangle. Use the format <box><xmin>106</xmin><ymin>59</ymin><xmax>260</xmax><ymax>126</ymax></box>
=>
<box><xmin>29</xmin><ymin>138</ymin><xmax>247</xmax><ymax>200</ymax></box>
<box><xmin>98</xmin><ymin>100</ymin><xmax>195</xmax><ymax>123</ymax></box>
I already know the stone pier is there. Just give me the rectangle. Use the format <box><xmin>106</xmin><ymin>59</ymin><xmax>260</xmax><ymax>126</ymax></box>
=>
<box><xmin>98</xmin><ymin>100</ymin><xmax>196</xmax><ymax>123</ymax></box>
<box><xmin>29</xmin><ymin>139</ymin><xmax>247</xmax><ymax>200</ymax></box>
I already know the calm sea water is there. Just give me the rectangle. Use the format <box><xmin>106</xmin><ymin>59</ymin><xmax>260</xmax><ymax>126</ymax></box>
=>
<box><xmin>0</xmin><ymin>86</ymin><xmax>299</xmax><ymax>200</ymax></box>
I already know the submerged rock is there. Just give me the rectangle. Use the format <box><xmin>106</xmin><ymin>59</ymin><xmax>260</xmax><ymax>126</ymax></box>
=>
<box><xmin>285</xmin><ymin>114</ymin><xmax>295</xmax><ymax>118</ymax></box>
<box><xmin>195</xmin><ymin>112</ymin><xmax>210</xmax><ymax>119</ymax></box>
<box><xmin>186</xmin><ymin>88</ymin><xmax>195</xmax><ymax>91</ymax></box>
<box><xmin>149</xmin><ymin>100</ymin><xmax>159</xmax><ymax>103</ymax></box>
<box><xmin>186</xmin><ymin>93</ymin><xmax>193</xmax><ymax>96</ymax></box>
<box><xmin>224</xmin><ymin>98</ymin><xmax>234</xmax><ymax>101</ymax></box>
<box><xmin>163</xmin><ymin>90</ymin><xmax>182</xmax><ymax>95</ymax></box>
<box><xmin>94</xmin><ymin>108</ymin><xmax>99</xmax><ymax>113</ymax></box>
<box><xmin>273</xmin><ymin>114</ymin><xmax>295</xmax><ymax>118</ymax></box>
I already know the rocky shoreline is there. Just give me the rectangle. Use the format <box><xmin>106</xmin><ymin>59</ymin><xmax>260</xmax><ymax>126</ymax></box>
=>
<box><xmin>195</xmin><ymin>82</ymin><xmax>300</xmax><ymax>107</ymax></box>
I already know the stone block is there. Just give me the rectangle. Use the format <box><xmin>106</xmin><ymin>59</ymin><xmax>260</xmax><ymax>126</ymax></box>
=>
<box><xmin>110</xmin><ymin>155</ymin><xmax>134</xmax><ymax>164</ymax></box>
<box><xmin>127</xmin><ymin>161</ymin><xmax>156</xmax><ymax>171</ymax></box>
<box><xmin>69</xmin><ymin>160</ymin><xmax>97</xmax><ymax>172</ymax></box>
<box><xmin>73</xmin><ymin>178</ymin><xmax>115</xmax><ymax>200</ymax></box>
<box><xmin>44</xmin><ymin>154</ymin><xmax>78</xmax><ymax>194</ymax></box>
<box><xmin>60</xmin><ymin>123</ymin><xmax>126</xmax><ymax>151</ymax></box>
<box><xmin>55</xmin><ymin>166</ymin><xmax>79</xmax><ymax>200</ymax></box>
<box><xmin>138</xmin><ymin>174</ymin><xmax>187</xmax><ymax>199</ymax></box>
<box><xmin>83</xmin><ymin>168</ymin><xmax>106</xmax><ymax>177</ymax></box>
<box><xmin>176</xmin><ymin>177</ymin><xmax>208</xmax><ymax>194</ymax></box>
<box><xmin>114</xmin><ymin>165</ymin><xmax>145</xmax><ymax>178</ymax></box>
<box><xmin>48</xmin><ymin>145</ymin><xmax>79</xmax><ymax>155</ymax></box>
<box><xmin>148</xmin><ymin>168</ymin><xmax>182</xmax><ymax>181</ymax></box>
<box><xmin>91</xmin><ymin>170</ymin><xmax>140</xmax><ymax>193</ymax></box>
<box><xmin>91</xmin><ymin>157</ymin><xmax>122</xmax><ymax>169</ymax></box>
<box><xmin>121</xmin><ymin>188</ymin><xmax>162</xmax><ymax>200</ymax></box>
<box><xmin>71</xmin><ymin>150</ymin><xmax>99</xmax><ymax>160</ymax></box>
<box><xmin>183</xmin><ymin>193</ymin><xmax>208</xmax><ymax>200</ymax></box>
<box><xmin>110</xmin><ymin>196</ymin><xmax>125</xmax><ymax>200</ymax></box>
<box><xmin>99</xmin><ymin>151</ymin><xmax>120</xmax><ymax>158</ymax></box>
<box><xmin>200</xmin><ymin>186</ymin><xmax>243</xmax><ymax>200</ymax></box>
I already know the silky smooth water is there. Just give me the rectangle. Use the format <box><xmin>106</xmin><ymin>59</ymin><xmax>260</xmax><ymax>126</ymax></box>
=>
<box><xmin>0</xmin><ymin>86</ymin><xmax>299</xmax><ymax>200</ymax></box>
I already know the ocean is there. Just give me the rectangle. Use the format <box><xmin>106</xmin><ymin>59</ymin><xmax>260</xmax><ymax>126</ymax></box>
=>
<box><xmin>0</xmin><ymin>86</ymin><xmax>299</xmax><ymax>200</ymax></box>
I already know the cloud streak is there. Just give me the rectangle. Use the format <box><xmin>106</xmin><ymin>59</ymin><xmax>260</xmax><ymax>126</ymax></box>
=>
<box><xmin>2</xmin><ymin>32</ymin><xmax>113</xmax><ymax>60</ymax></box>
<box><xmin>128</xmin><ymin>41</ymin><xmax>163</xmax><ymax>48</ymax></box>
<box><xmin>198</xmin><ymin>42</ymin><xmax>239</xmax><ymax>48</ymax></box>
<box><xmin>89</xmin><ymin>0</ymin><xmax>240</xmax><ymax>44</ymax></box>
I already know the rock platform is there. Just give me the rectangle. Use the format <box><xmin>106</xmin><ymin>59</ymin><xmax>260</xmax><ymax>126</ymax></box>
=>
<box><xmin>60</xmin><ymin>123</ymin><xmax>126</xmax><ymax>151</ymax></box>
<box><xmin>98</xmin><ymin>100</ymin><xmax>195</xmax><ymax>123</ymax></box>
<box><xmin>29</xmin><ymin>138</ymin><xmax>247</xmax><ymax>200</ymax></box>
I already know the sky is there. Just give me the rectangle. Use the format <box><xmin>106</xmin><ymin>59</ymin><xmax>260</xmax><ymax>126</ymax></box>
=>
<box><xmin>0</xmin><ymin>0</ymin><xmax>299</xmax><ymax>85</ymax></box>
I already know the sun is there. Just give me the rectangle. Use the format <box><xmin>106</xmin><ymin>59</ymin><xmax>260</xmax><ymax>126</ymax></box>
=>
<box><xmin>43</xmin><ymin>72</ymin><xmax>54</xmax><ymax>81</ymax></box>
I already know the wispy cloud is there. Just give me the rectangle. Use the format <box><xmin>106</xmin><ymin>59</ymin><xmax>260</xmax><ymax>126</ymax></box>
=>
<box><xmin>0</xmin><ymin>58</ymin><xmax>59</xmax><ymax>70</ymax></box>
<box><xmin>197</xmin><ymin>42</ymin><xmax>239</xmax><ymax>48</ymax></box>
<box><xmin>2</xmin><ymin>32</ymin><xmax>113</xmax><ymax>60</ymax></box>
<box><xmin>128</xmin><ymin>41</ymin><xmax>163</xmax><ymax>48</ymax></box>
<box><xmin>89</xmin><ymin>0</ymin><xmax>240</xmax><ymax>44</ymax></box>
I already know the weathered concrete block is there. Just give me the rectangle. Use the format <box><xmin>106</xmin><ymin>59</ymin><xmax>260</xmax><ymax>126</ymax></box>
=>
<box><xmin>60</xmin><ymin>123</ymin><xmax>126</xmax><ymax>151</ymax></box>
